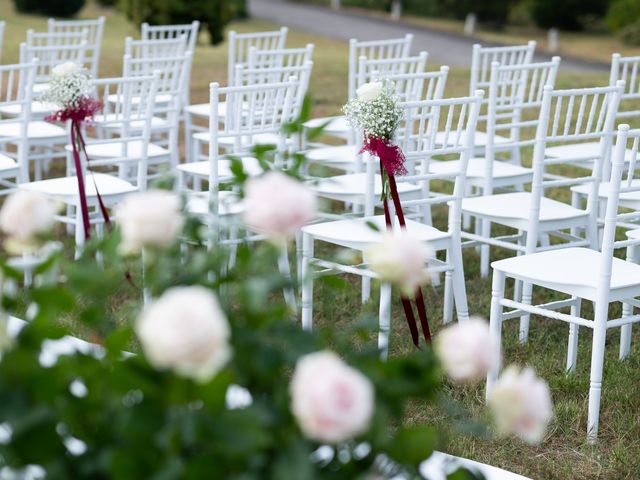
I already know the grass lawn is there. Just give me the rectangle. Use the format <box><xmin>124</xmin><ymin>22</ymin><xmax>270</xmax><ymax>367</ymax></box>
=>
<box><xmin>1</xmin><ymin>0</ymin><xmax>639</xmax><ymax>478</ymax></box>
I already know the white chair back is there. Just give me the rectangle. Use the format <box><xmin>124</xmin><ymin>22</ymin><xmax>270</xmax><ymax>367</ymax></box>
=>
<box><xmin>21</xmin><ymin>31</ymin><xmax>89</xmax><ymax>86</ymax></box>
<box><xmin>526</xmin><ymin>83</ymin><xmax>624</xmax><ymax>252</ymax></box>
<box><xmin>205</xmin><ymin>79</ymin><xmax>297</xmax><ymax>212</ymax></box>
<box><xmin>248</xmin><ymin>44</ymin><xmax>314</xmax><ymax>69</ymax></box>
<box><xmin>348</xmin><ymin>35</ymin><xmax>413</xmax><ymax>100</ymax></box>
<box><xmin>47</xmin><ymin>17</ymin><xmax>105</xmax><ymax>78</ymax></box>
<box><xmin>0</xmin><ymin>60</ymin><xmax>37</xmax><ymax>183</ymax></box>
<box><xmin>610</xmin><ymin>54</ymin><xmax>640</xmax><ymax>120</ymax></box>
<box><xmin>470</xmin><ymin>41</ymin><xmax>536</xmax><ymax>96</ymax></box>
<box><xmin>480</xmin><ymin>57</ymin><xmax>561</xmax><ymax>192</ymax></box>
<box><xmin>141</xmin><ymin>21</ymin><xmax>199</xmax><ymax>53</ymax></box>
<box><xmin>87</xmin><ymin>74</ymin><xmax>159</xmax><ymax>190</ymax></box>
<box><xmin>356</xmin><ymin>51</ymin><xmax>429</xmax><ymax>89</ymax></box>
<box><xmin>124</xmin><ymin>36</ymin><xmax>187</xmax><ymax>59</ymax></box>
<box><xmin>228</xmin><ymin>27</ymin><xmax>288</xmax><ymax>84</ymax></box>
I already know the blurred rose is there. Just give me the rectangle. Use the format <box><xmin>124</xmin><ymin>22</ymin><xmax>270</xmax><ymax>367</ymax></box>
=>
<box><xmin>356</xmin><ymin>82</ymin><xmax>383</xmax><ymax>102</ymax></box>
<box><xmin>0</xmin><ymin>191</ymin><xmax>56</xmax><ymax>253</ymax></box>
<box><xmin>435</xmin><ymin>317</ymin><xmax>499</xmax><ymax>383</ymax></box>
<box><xmin>488</xmin><ymin>366</ymin><xmax>553</xmax><ymax>444</ymax></box>
<box><xmin>52</xmin><ymin>62</ymin><xmax>79</xmax><ymax>78</ymax></box>
<box><xmin>136</xmin><ymin>286</ymin><xmax>232</xmax><ymax>383</ymax></box>
<box><xmin>116</xmin><ymin>190</ymin><xmax>183</xmax><ymax>255</ymax></box>
<box><xmin>367</xmin><ymin>232</ymin><xmax>430</xmax><ymax>295</ymax></box>
<box><xmin>290</xmin><ymin>351</ymin><xmax>374</xmax><ymax>443</ymax></box>
<box><xmin>243</xmin><ymin>172</ymin><xmax>317</xmax><ymax>240</ymax></box>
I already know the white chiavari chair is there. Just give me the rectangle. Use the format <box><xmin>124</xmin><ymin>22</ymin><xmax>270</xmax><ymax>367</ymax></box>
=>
<box><xmin>462</xmin><ymin>83</ymin><xmax>624</xmax><ymax>343</ymax></box>
<box><xmin>486</xmin><ymin>124</ymin><xmax>640</xmax><ymax>441</ymax></box>
<box><xmin>141</xmin><ymin>20</ymin><xmax>199</xmax><ymax>53</ymax></box>
<box><xmin>227</xmin><ymin>27</ymin><xmax>289</xmax><ymax>85</ymax></box>
<box><xmin>301</xmin><ymin>92</ymin><xmax>484</xmax><ymax>357</ymax></box>
<box><xmin>0</xmin><ymin>21</ymin><xmax>5</xmax><ymax>64</ymax></box>
<box><xmin>302</xmin><ymin>35</ymin><xmax>413</xmax><ymax>143</ymax></box>
<box><xmin>0</xmin><ymin>60</ymin><xmax>37</xmax><ymax>191</ymax></box>
<box><xmin>20</xmin><ymin>74</ymin><xmax>159</xmax><ymax>249</ymax></box>
<box><xmin>48</xmin><ymin>17</ymin><xmax>105</xmax><ymax>79</ymax></box>
<box><xmin>124</xmin><ymin>35</ymin><xmax>187</xmax><ymax>59</ymax></box>
<box><xmin>177</xmin><ymin>79</ymin><xmax>300</xmax><ymax>309</ymax></box>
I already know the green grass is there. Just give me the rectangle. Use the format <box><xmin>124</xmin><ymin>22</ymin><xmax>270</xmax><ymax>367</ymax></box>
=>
<box><xmin>1</xmin><ymin>0</ymin><xmax>639</xmax><ymax>478</ymax></box>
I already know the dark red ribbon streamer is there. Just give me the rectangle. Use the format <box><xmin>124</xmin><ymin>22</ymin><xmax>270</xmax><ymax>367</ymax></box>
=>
<box><xmin>360</xmin><ymin>135</ymin><xmax>432</xmax><ymax>347</ymax></box>
<box><xmin>46</xmin><ymin>96</ymin><xmax>109</xmax><ymax>240</ymax></box>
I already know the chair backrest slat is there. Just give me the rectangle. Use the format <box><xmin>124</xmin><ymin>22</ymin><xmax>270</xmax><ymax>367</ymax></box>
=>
<box><xmin>141</xmin><ymin>21</ymin><xmax>199</xmax><ymax>55</ymax></box>
<box><xmin>48</xmin><ymin>17</ymin><xmax>105</xmax><ymax>78</ymax></box>
<box><xmin>228</xmin><ymin>27</ymin><xmax>288</xmax><ymax>84</ymax></box>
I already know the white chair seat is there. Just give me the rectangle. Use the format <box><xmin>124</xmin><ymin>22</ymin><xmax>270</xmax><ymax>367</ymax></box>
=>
<box><xmin>177</xmin><ymin>156</ymin><xmax>264</xmax><ymax>179</ymax></box>
<box><xmin>94</xmin><ymin>114</ymin><xmax>169</xmax><ymax>130</ymax></box>
<box><xmin>64</xmin><ymin>140</ymin><xmax>169</xmax><ymax>159</ymax></box>
<box><xmin>461</xmin><ymin>192</ymin><xmax>588</xmax><ymax>231</ymax></box>
<box><xmin>306</xmin><ymin>144</ymin><xmax>358</xmax><ymax>166</ymax></box>
<box><xmin>20</xmin><ymin>173</ymin><xmax>136</xmax><ymax>204</ymax></box>
<box><xmin>310</xmin><ymin>172</ymin><xmax>421</xmax><ymax>203</ymax></box>
<box><xmin>434</xmin><ymin>130</ymin><xmax>509</xmax><ymax>148</ymax></box>
<box><xmin>193</xmin><ymin>131</ymin><xmax>281</xmax><ymax>148</ymax></box>
<box><xmin>186</xmin><ymin>191</ymin><xmax>244</xmax><ymax>217</ymax></box>
<box><xmin>0</xmin><ymin>121</ymin><xmax>66</xmax><ymax>139</ymax></box>
<box><xmin>185</xmin><ymin>101</ymin><xmax>247</xmax><ymax>118</ymax></box>
<box><xmin>303</xmin><ymin>115</ymin><xmax>351</xmax><ymax>137</ymax></box>
<box><xmin>571</xmin><ymin>179</ymin><xmax>640</xmax><ymax>210</ymax></box>
<box><xmin>546</xmin><ymin>142</ymin><xmax>640</xmax><ymax>162</ymax></box>
<box><xmin>107</xmin><ymin>93</ymin><xmax>173</xmax><ymax>105</ymax></box>
<box><xmin>0</xmin><ymin>101</ymin><xmax>58</xmax><ymax>117</ymax></box>
<box><xmin>33</xmin><ymin>83</ymin><xmax>49</xmax><ymax>94</ymax></box>
<box><xmin>302</xmin><ymin>214</ymin><xmax>451</xmax><ymax>251</ymax></box>
<box><xmin>492</xmin><ymin>247</ymin><xmax>640</xmax><ymax>302</ymax></box>
<box><xmin>0</xmin><ymin>153</ymin><xmax>18</xmax><ymax>172</ymax></box>
<box><xmin>627</xmin><ymin>228</ymin><xmax>640</xmax><ymax>240</ymax></box>
<box><xmin>429</xmin><ymin>158</ymin><xmax>533</xmax><ymax>187</ymax></box>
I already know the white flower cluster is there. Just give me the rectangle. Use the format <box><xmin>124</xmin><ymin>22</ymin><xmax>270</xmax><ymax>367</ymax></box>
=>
<box><xmin>40</xmin><ymin>62</ymin><xmax>91</xmax><ymax>109</ymax></box>
<box><xmin>343</xmin><ymin>81</ymin><xmax>403</xmax><ymax>140</ymax></box>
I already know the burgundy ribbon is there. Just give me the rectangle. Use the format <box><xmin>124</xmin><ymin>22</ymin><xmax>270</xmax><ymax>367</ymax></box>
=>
<box><xmin>361</xmin><ymin>135</ymin><xmax>432</xmax><ymax>347</ymax></box>
<box><xmin>46</xmin><ymin>96</ymin><xmax>109</xmax><ymax>240</ymax></box>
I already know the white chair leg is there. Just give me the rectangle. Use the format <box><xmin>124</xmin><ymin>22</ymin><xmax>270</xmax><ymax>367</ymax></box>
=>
<box><xmin>301</xmin><ymin>233</ymin><xmax>314</xmax><ymax>331</ymax></box>
<box><xmin>185</xmin><ymin>114</ymin><xmax>194</xmax><ymax>163</ymax></box>
<box><xmin>450</xmin><ymin>244</ymin><xmax>469</xmax><ymax>323</ymax></box>
<box><xmin>519</xmin><ymin>281</ymin><xmax>533</xmax><ymax>343</ymax></box>
<box><xmin>74</xmin><ymin>207</ymin><xmax>85</xmax><ymax>260</ymax></box>
<box><xmin>443</xmin><ymin>267</ymin><xmax>453</xmax><ymax>325</ymax></box>
<box><xmin>566</xmin><ymin>297</ymin><xmax>582</xmax><ymax>373</ymax></box>
<box><xmin>278</xmin><ymin>244</ymin><xmax>297</xmax><ymax>314</ymax></box>
<box><xmin>378</xmin><ymin>282</ymin><xmax>392</xmax><ymax>360</ymax></box>
<box><xmin>587</xmin><ymin>301</ymin><xmax>609</xmax><ymax>442</ymax></box>
<box><xmin>295</xmin><ymin>229</ymin><xmax>303</xmax><ymax>286</ymax></box>
<box><xmin>620</xmin><ymin>244</ymin><xmax>636</xmax><ymax>360</ymax></box>
<box><xmin>486</xmin><ymin>270</ymin><xmax>506</xmax><ymax>398</ymax></box>
<box><xmin>480</xmin><ymin>220</ymin><xmax>491</xmax><ymax>278</ymax></box>
<box><xmin>361</xmin><ymin>252</ymin><xmax>371</xmax><ymax>304</ymax></box>
<box><xmin>227</xmin><ymin>225</ymin><xmax>239</xmax><ymax>270</ymax></box>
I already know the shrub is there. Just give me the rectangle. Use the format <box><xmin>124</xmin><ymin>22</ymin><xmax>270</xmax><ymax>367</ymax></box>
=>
<box><xmin>531</xmin><ymin>0</ymin><xmax>610</xmax><ymax>30</ymax></box>
<box><xmin>13</xmin><ymin>0</ymin><xmax>85</xmax><ymax>17</ymax></box>
<box><xmin>121</xmin><ymin>0</ymin><xmax>245</xmax><ymax>45</ymax></box>
<box><xmin>619</xmin><ymin>18</ymin><xmax>640</xmax><ymax>45</ymax></box>
<box><xmin>96</xmin><ymin>0</ymin><xmax>118</xmax><ymax>7</ymax></box>
<box><xmin>606</xmin><ymin>0</ymin><xmax>640</xmax><ymax>32</ymax></box>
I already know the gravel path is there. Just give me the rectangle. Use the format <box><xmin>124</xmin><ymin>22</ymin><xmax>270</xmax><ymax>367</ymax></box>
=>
<box><xmin>248</xmin><ymin>0</ymin><xmax>609</xmax><ymax>72</ymax></box>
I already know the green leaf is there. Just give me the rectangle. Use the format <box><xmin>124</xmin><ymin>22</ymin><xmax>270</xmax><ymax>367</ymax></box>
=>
<box><xmin>388</xmin><ymin>425</ymin><xmax>437</xmax><ymax>465</ymax></box>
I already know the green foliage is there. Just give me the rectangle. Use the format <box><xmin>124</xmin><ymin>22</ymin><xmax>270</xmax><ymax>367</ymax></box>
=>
<box><xmin>12</xmin><ymin>0</ymin><xmax>85</xmax><ymax>17</ymax></box>
<box><xmin>120</xmin><ymin>0</ymin><xmax>246</xmax><ymax>45</ymax></box>
<box><xmin>96</xmin><ymin>0</ymin><xmax>118</xmax><ymax>7</ymax></box>
<box><xmin>530</xmin><ymin>0</ymin><xmax>610</xmax><ymax>30</ymax></box>
<box><xmin>619</xmin><ymin>18</ymin><xmax>640</xmax><ymax>45</ymax></box>
<box><xmin>606</xmin><ymin>0</ymin><xmax>640</xmax><ymax>32</ymax></box>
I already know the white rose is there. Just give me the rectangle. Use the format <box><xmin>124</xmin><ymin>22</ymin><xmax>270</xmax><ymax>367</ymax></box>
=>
<box><xmin>136</xmin><ymin>286</ymin><xmax>232</xmax><ymax>382</ymax></box>
<box><xmin>435</xmin><ymin>317</ymin><xmax>499</xmax><ymax>383</ymax></box>
<box><xmin>116</xmin><ymin>190</ymin><xmax>183</xmax><ymax>255</ymax></box>
<box><xmin>52</xmin><ymin>61</ymin><xmax>79</xmax><ymax>78</ymax></box>
<box><xmin>488</xmin><ymin>366</ymin><xmax>553</xmax><ymax>444</ymax></box>
<box><xmin>367</xmin><ymin>232</ymin><xmax>430</xmax><ymax>295</ymax></box>
<box><xmin>290</xmin><ymin>351</ymin><xmax>374</xmax><ymax>443</ymax></box>
<box><xmin>243</xmin><ymin>172</ymin><xmax>317</xmax><ymax>240</ymax></box>
<box><xmin>0</xmin><ymin>191</ymin><xmax>57</xmax><ymax>253</ymax></box>
<box><xmin>356</xmin><ymin>81</ymin><xmax>383</xmax><ymax>102</ymax></box>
